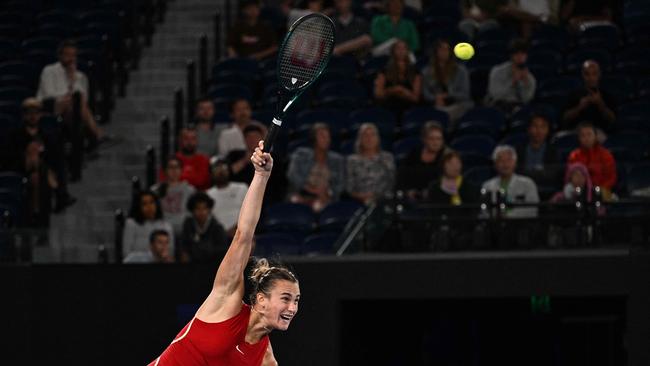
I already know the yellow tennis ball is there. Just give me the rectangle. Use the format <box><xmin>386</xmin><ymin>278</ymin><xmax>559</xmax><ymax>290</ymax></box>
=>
<box><xmin>454</xmin><ymin>43</ymin><xmax>475</xmax><ymax>60</ymax></box>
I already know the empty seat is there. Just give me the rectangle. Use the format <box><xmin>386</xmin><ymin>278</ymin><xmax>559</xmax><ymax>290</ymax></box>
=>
<box><xmin>392</xmin><ymin>136</ymin><xmax>421</xmax><ymax>161</ymax></box>
<box><xmin>450</xmin><ymin>135</ymin><xmax>496</xmax><ymax>157</ymax></box>
<box><xmin>254</xmin><ymin>233</ymin><xmax>301</xmax><ymax>257</ymax></box>
<box><xmin>260</xmin><ymin>202</ymin><xmax>316</xmax><ymax>234</ymax></box>
<box><xmin>402</xmin><ymin>106</ymin><xmax>449</xmax><ymax>130</ymax></box>
<box><xmin>318</xmin><ymin>200</ymin><xmax>364</xmax><ymax>233</ymax></box>
<box><xmin>302</xmin><ymin>232</ymin><xmax>339</xmax><ymax>255</ymax></box>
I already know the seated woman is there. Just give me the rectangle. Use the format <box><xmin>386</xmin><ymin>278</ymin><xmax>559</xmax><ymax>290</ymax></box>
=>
<box><xmin>346</xmin><ymin>123</ymin><xmax>396</xmax><ymax>205</ymax></box>
<box><xmin>422</xmin><ymin>39</ymin><xmax>473</xmax><ymax>124</ymax></box>
<box><xmin>373</xmin><ymin>39</ymin><xmax>421</xmax><ymax>118</ymax></box>
<box><xmin>428</xmin><ymin>151</ymin><xmax>479</xmax><ymax>206</ymax></box>
<box><xmin>287</xmin><ymin>123</ymin><xmax>345</xmax><ymax>212</ymax></box>
<box><xmin>122</xmin><ymin>190</ymin><xmax>175</xmax><ymax>260</ymax></box>
<box><xmin>152</xmin><ymin>156</ymin><xmax>196</xmax><ymax>236</ymax></box>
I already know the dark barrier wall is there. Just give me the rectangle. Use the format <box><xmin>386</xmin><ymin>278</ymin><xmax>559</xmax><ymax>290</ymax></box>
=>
<box><xmin>1</xmin><ymin>249</ymin><xmax>648</xmax><ymax>365</ymax></box>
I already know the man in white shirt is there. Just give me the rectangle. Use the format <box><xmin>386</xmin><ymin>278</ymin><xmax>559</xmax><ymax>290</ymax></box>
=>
<box><xmin>482</xmin><ymin>144</ymin><xmax>539</xmax><ymax>219</ymax></box>
<box><xmin>217</xmin><ymin>98</ymin><xmax>262</xmax><ymax>157</ymax></box>
<box><xmin>36</xmin><ymin>40</ymin><xmax>104</xmax><ymax>143</ymax></box>
<box><xmin>206</xmin><ymin>158</ymin><xmax>248</xmax><ymax>238</ymax></box>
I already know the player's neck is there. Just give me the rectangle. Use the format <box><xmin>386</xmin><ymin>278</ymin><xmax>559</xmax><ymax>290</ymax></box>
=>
<box><xmin>247</xmin><ymin>307</ymin><xmax>271</xmax><ymax>343</ymax></box>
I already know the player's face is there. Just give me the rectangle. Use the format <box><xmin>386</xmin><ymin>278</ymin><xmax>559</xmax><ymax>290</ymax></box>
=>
<box><xmin>261</xmin><ymin>280</ymin><xmax>300</xmax><ymax>331</ymax></box>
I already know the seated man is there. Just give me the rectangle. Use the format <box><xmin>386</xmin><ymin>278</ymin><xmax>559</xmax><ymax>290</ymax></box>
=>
<box><xmin>193</xmin><ymin>97</ymin><xmax>225</xmax><ymax>156</ymax></box>
<box><xmin>217</xmin><ymin>98</ymin><xmax>261</xmax><ymax>158</ymax></box>
<box><xmin>482</xmin><ymin>145</ymin><xmax>539</xmax><ymax>218</ymax></box>
<box><xmin>567</xmin><ymin>122</ymin><xmax>616</xmax><ymax>200</ymax></box>
<box><xmin>562</xmin><ymin>60</ymin><xmax>616</xmax><ymax>134</ymax></box>
<box><xmin>226</xmin><ymin>0</ymin><xmax>278</xmax><ymax>60</ymax></box>
<box><xmin>486</xmin><ymin>39</ymin><xmax>536</xmax><ymax>112</ymax></box>
<box><xmin>180</xmin><ymin>192</ymin><xmax>228</xmax><ymax>264</ymax></box>
<box><xmin>206</xmin><ymin>157</ymin><xmax>248</xmax><ymax>238</ymax></box>
<box><xmin>162</xmin><ymin>127</ymin><xmax>211</xmax><ymax>190</ymax></box>
<box><xmin>332</xmin><ymin>0</ymin><xmax>372</xmax><ymax>58</ymax></box>
<box><xmin>515</xmin><ymin>113</ymin><xmax>561</xmax><ymax>191</ymax></box>
<box><xmin>124</xmin><ymin>229</ymin><xmax>174</xmax><ymax>263</ymax></box>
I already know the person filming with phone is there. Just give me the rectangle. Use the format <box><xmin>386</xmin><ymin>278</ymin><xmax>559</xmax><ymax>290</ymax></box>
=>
<box><xmin>486</xmin><ymin>38</ymin><xmax>536</xmax><ymax>113</ymax></box>
<box><xmin>562</xmin><ymin>60</ymin><xmax>616</xmax><ymax>136</ymax></box>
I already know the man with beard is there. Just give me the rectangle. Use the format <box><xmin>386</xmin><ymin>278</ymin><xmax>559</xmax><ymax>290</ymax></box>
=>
<box><xmin>206</xmin><ymin>158</ymin><xmax>248</xmax><ymax>238</ymax></box>
<box><xmin>165</xmin><ymin>127</ymin><xmax>211</xmax><ymax>190</ymax></box>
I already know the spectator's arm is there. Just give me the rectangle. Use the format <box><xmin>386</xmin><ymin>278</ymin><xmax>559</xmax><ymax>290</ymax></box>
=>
<box><xmin>333</xmin><ymin>34</ymin><xmax>372</xmax><ymax>55</ymax></box>
<box><xmin>407</xmin><ymin>74</ymin><xmax>422</xmax><ymax>103</ymax></box>
<box><xmin>286</xmin><ymin>150</ymin><xmax>309</xmax><ymax>191</ymax></box>
<box><xmin>36</xmin><ymin>68</ymin><xmax>55</xmax><ymax>100</ymax></box>
<box><xmin>486</xmin><ymin>67</ymin><xmax>507</xmax><ymax>102</ymax></box>
<box><xmin>521</xmin><ymin>72</ymin><xmax>537</xmax><ymax>102</ymax></box>
<box><xmin>374</xmin><ymin>72</ymin><xmax>388</xmax><ymax>100</ymax></box>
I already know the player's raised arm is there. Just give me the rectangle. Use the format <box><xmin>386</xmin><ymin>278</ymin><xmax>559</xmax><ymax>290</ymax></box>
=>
<box><xmin>212</xmin><ymin>141</ymin><xmax>273</xmax><ymax>297</ymax></box>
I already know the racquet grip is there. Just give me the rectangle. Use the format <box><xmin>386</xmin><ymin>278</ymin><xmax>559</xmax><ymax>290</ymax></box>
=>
<box><xmin>263</xmin><ymin>119</ymin><xmax>282</xmax><ymax>153</ymax></box>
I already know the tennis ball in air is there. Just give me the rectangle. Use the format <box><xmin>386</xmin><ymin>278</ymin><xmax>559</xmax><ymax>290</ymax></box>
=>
<box><xmin>454</xmin><ymin>43</ymin><xmax>475</xmax><ymax>60</ymax></box>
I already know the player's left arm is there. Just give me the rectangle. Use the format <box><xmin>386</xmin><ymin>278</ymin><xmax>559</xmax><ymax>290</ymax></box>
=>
<box><xmin>262</xmin><ymin>342</ymin><xmax>278</xmax><ymax>366</ymax></box>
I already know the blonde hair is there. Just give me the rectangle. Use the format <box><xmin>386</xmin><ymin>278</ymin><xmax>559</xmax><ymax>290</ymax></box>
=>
<box><xmin>355</xmin><ymin>122</ymin><xmax>381</xmax><ymax>154</ymax></box>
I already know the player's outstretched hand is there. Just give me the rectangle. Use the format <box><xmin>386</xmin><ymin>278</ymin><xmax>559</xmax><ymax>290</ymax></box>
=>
<box><xmin>251</xmin><ymin>140</ymin><xmax>273</xmax><ymax>175</ymax></box>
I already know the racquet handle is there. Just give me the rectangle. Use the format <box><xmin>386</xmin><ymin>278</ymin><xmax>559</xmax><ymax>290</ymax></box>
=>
<box><xmin>263</xmin><ymin>118</ymin><xmax>282</xmax><ymax>153</ymax></box>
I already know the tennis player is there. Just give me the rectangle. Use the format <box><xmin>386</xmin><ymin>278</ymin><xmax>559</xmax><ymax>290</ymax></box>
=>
<box><xmin>149</xmin><ymin>141</ymin><xmax>300</xmax><ymax>366</ymax></box>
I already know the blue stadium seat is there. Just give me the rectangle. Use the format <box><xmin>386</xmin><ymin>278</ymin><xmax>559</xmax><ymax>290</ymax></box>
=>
<box><xmin>402</xmin><ymin>106</ymin><xmax>449</xmax><ymax>130</ymax></box>
<box><xmin>460</xmin><ymin>152</ymin><xmax>492</xmax><ymax>172</ymax></box>
<box><xmin>211</xmin><ymin>58</ymin><xmax>259</xmax><ymax>80</ymax></box>
<box><xmin>528</xmin><ymin>49</ymin><xmax>563</xmax><ymax>73</ymax></box>
<box><xmin>474</xmin><ymin>27</ymin><xmax>515</xmax><ymax>43</ymax></box>
<box><xmin>34</xmin><ymin>23</ymin><xmax>76</xmax><ymax>39</ymax></box>
<box><xmin>475</xmin><ymin>40</ymin><xmax>508</xmax><ymax>55</ymax></box>
<box><xmin>466</xmin><ymin>51</ymin><xmax>507</xmax><ymax>71</ymax></box>
<box><xmin>551</xmin><ymin>131</ymin><xmax>578</xmax><ymax>160</ymax></box>
<box><xmin>500</xmin><ymin>132</ymin><xmax>528</xmax><ymax>147</ymax></box>
<box><xmin>577</xmin><ymin>24</ymin><xmax>620</xmax><ymax>50</ymax></box>
<box><xmin>208</xmin><ymin>84</ymin><xmax>253</xmax><ymax>110</ymax></box>
<box><xmin>315</xmin><ymin>81</ymin><xmax>368</xmax><ymax>109</ymax></box>
<box><xmin>453</xmin><ymin>120</ymin><xmax>500</xmax><ymax>139</ymax></box>
<box><xmin>535</xmin><ymin>76</ymin><xmax>582</xmax><ymax>110</ymax></box>
<box><xmin>531</xmin><ymin>24</ymin><xmax>569</xmax><ymax>51</ymax></box>
<box><xmin>294</xmin><ymin>108</ymin><xmax>349</xmax><ymax>137</ymax></box>
<box><xmin>614</xmin><ymin>46</ymin><xmax>650</xmax><ymax>75</ymax></box>
<box><xmin>458</xmin><ymin>106</ymin><xmax>505</xmax><ymax>131</ymax></box>
<box><xmin>0</xmin><ymin>189</ymin><xmax>22</xmax><ymax>226</ymax></box>
<box><xmin>0</xmin><ymin>172</ymin><xmax>25</xmax><ymax>195</ymax></box>
<box><xmin>36</xmin><ymin>9</ymin><xmax>79</xmax><ymax>26</ymax></box>
<box><xmin>348</xmin><ymin>107</ymin><xmax>397</xmax><ymax>137</ymax></box>
<box><xmin>617</xmin><ymin>101</ymin><xmax>649</xmax><ymax>125</ymax></box>
<box><xmin>21</xmin><ymin>37</ymin><xmax>60</xmax><ymax>54</ymax></box>
<box><xmin>0</xmin><ymin>87</ymin><xmax>32</xmax><ymax>105</ymax></box>
<box><xmin>261</xmin><ymin>203</ymin><xmax>316</xmax><ymax>235</ymax></box>
<box><xmin>469</xmin><ymin>67</ymin><xmax>490</xmax><ymax>102</ymax></box>
<box><xmin>463</xmin><ymin>165</ymin><xmax>495</xmax><ymax>187</ymax></box>
<box><xmin>624</xmin><ymin>15</ymin><xmax>650</xmax><ymax>46</ymax></box>
<box><xmin>603</xmin><ymin>131</ymin><xmax>648</xmax><ymax>162</ymax></box>
<box><xmin>302</xmin><ymin>232</ymin><xmax>339</xmax><ymax>255</ymax></box>
<box><xmin>318</xmin><ymin>200</ymin><xmax>364</xmax><ymax>233</ymax></box>
<box><xmin>327</xmin><ymin>55</ymin><xmax>358</xmax><ymax>75</ymax></box>
<box><xmin>626</xmin><ymin>163</ymin><xmax>650</xmax><ymax>197</ymax></box>
<box><xmin>0</xmin><ymin>61</ymin><xmax>39</xmax><ymax>88</ymax></box>
<box><xmin>254</xmin><ymin>233</ymin><xmax>301</xmax><ymax>257</ymax></box>
<box><xmin>392</xmin><ymin>136</ymin><xmax>421</xmax><ymax>161</ymax></box>
<box><xmin>360</xmin><ymin>56</ymin><xmax>388</xmax><ymax>79</ymax></box>
<box><xmin>600</xmin><ymin>75</ymin><xmax>636</xmax><ymax>102</ymax></box>
<box><xmin>450</xmin><ymin>135</ymin><xmax>496</xmax><ymax>157</ymax></box>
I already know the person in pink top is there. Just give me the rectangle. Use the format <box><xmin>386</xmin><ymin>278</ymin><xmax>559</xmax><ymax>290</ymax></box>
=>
<box><xmin>149</xmin><ymin>141</ymin><xmax>299</xmax><ymax>366</ymax></box>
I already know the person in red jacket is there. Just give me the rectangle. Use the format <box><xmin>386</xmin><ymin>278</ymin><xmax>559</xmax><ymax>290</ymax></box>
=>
<box><xmin>567</xmin><ymin>122</ymin><xmax>617</xmax><ymax>199</ymax></box>
<box><xmin>149</xmin><ymin>141</ymin><xmax>298</xmax><ymax>366</ymax></box>
<box><xmin>169</xmin><ymin>127</ymin><xmax>212</xmax><ymax>190</ymax></box>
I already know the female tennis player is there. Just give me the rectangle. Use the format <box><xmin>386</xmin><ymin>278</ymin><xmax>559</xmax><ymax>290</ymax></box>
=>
<box><xmin>149</xmin><ymin>141</ymin><xmax>300</xmax><ymax>366</ymax></box>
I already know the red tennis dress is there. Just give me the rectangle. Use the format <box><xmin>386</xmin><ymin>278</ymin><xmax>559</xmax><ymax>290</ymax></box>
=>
<box><xmin>148</xmin><ymin>303</ymin><xmax>269</xmax><ymax>366</ymax></box>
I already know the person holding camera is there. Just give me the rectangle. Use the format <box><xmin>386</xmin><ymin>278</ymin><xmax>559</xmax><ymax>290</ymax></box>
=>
<box><xmin>486</xmin><ymin>38</ymin><xmax>536</xmax><ymax>113</ymax></box>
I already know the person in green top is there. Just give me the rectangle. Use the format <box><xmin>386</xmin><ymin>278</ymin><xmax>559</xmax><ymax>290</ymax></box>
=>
<box><xmin>370</xmin><ymin>0</ymin><xmax>420</xmax><ymax>53</ymax></box>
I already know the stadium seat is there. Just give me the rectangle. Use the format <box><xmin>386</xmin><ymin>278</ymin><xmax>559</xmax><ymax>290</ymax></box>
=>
<box><xmin>466</xmin><ymin>51</ymin><xmax>507</xmax><ymax>71</ymax></box>
<box><xmin>626</xmin><ymin>163</ymin><xmax>650</xmax><ymax>197</ymax></box>
<box><xmin>535</xmin><ymin>76</ymin><xmax>582</xmax><ymax>110</ymax></box>
<box><xmin>463</xmin><ymin>165</ymin><xmax>495</xmax><ymax>187</ymax></box>
<box><xmin>254</xmin><ymin>233</ymin><xmax>301</xmax><ymax>257</ymax></box>
<box><xmin>327</xmin><ymin>55</ymin><xmax>358</xmax><ymax>75</ymax></box>
<box><xmin>402</xmin><ymin>106</ymin><xmax>449</xmax><ymax>130</ymax></box>
<box><xmin>315</xmin><ymin>81</ymin><xmax>368</xmax><ymax>109</ymax></box>
<box><xmin>0</xmin><ymin>172</ymin><xmax>25</xmax><ymax>196</ymax></box>
<box><xmin>603</xmin><ymin>131</ymin><xmax>648</xmax><ymax>161</ymax></box>
<box><xmin>528</xmin><ymin>49</ymin><xmax>563</xmax><ymax>73</ymax></box>
<box><xmin>565</xmin><ymin>48</ymin><xmax>612</xmax><ymax>73</ymax></box>
<box><xmin>211</xmin><ymin>58</ymin><xmax>259</xmax><ymax>80</ymax></box>
<box><xmin>531</xmin><ymin>24</ymin><xmax>569</xmax><ymax>51</ymax></box>
<box><xmin>0</xmin><ymin>87</ymin><xmax>32</xmax><ymax>105</ymax></box>
<box><xmin>577</xmin><ymin>24</ymin><xmax>620</xmax><ymax>50</ymax></box>
<box><xmin>551</xmin><ymin>130</ymin><xmax>578</xmax><ymax>161</ymax></box>
<box><xmin>500</xmin><ymin>132</ymin><xmax>528</xmax><ymax>147</ymax></box>
<box><xmin>600</xmin><ymin>75</ymin><xmax>636</xmax><ymax>102</ymax></box>
<box><xmin>261</xmin><ymin>203</ymin><xmax>316</xmax><ymax>235</ymax></box>
<box><xmin>458</xmin><ymin>106</ymin><xmax>505</xmax><ymax>131</ymax></box>
<box><xmin>302</xmin><ymin>232</ymin><xmax>339</xmax><ymax>255</ymax></box>
<box><xmin>469</xmin><ymin>67</ymin><xmax>490</xmax><ymax>102</ymax></box>
<box><xmin>453</xmin><ymin>120</ymin><xmax>500</xmax><ymax>139</ymax></box>
<box><xmin>208</xmin><ymin>84</ymin><xmax>253</xmax><ymax>110</ymax></box>
<box><xmin>348</xmin><ymin>107</ymin><xmax>397</xmax><ymax>137</ymax></box>
<box><xmin>392</xmin><ymin>136</ymin><xmax>421</xmax><ymax>161</ymax></box>
<box><xmin>294</xmin><ymin>108</ymin><xmax>349</xmax><ymax>137</ymax></box>
<box><xmin>318</xmin><ymin>200</ymin><xmax>364</xmax><ymax>233</ymax></box>
<box><xmin>460</xmin><ymin>152</ymin><xmax>492</xmax><ymax>172</ymax></box>
<box><xmin>474</xmin><ymin>27</ymin><xmax>515</xmax><ymax>43</ymax></box>
<box><xmin>450</xmin><ymin>135</ymin><xmax>496</xmax><ymax>157</ymax></box>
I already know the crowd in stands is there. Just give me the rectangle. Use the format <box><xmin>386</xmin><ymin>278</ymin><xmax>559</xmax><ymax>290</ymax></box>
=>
<box><xmin>113</xmin><ymin>0</ymin><xmax>650</xmax><ymax>261</ymax></box>
<box><xmin>5</xmin><ymin>0</ymin><xmax>650</xmax><ymax>261</ymax></box>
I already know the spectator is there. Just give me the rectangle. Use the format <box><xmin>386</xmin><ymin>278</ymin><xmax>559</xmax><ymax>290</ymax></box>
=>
<box><xmin>122</xmin><ymin>191</ymin><xmax>175</xmax><ymax>260</ymax></box>
<box><xmin>397</xmin><ymin>122</ymin><xmax>452</xmax><ymax>200</ymax></box>
<box><xmin>346</xmin><ymin>123</ymin><xmax>396</xmax><ymax>204</ymax></box>
<box><xmin>287</xmin><ymin>123</ymin><xmax>345</xmax><ymax>212</ymax></box>
<box><xmin>287</xmin><ymin>0</ymin><xmax>326</xmax><ymax>28</ymax></box>
<box><xmin>218</xmin><ymin>99</ymin><xmax>260</xmax><ymax>157</ymax></box>
<box><xmin>225</xmin><ymin>123</ymin><xmax>267</xmax><ymax>184</ymax></box>
<box><xmin>550</xmin><ymin>162</ymin><xmax>593</xmax><ymax>203</ymax></box>
<box><xmin>486</xmin><ymin>38</ymin><xmax>536</xmax><ymax>112</ymax></box>
<box><xmin>482</xmin><ymin>145</ymin><xmax>539</xmax><ymax>218</ymax></box>
<box><xmin>370</xmin><ymin>0</ymin><xmax>420</xmax><ymax>55</ymax></box>
<box><xmin>562</xmin><ymin>60</ymin><xmax>616</xmax><ymax>134</ymax></box>
<box><xmin>206</xmin><ymin>157</ymin><xmax>248</xmax><ymax>238</ymax></box>
<box><xmin>497</xmin><ymin>0</ymin><xmax>552</xmax><ymax>38</ymax></box>
<box><xmin>123</xmin><ymin>230</ymin><xmax>174</xmax><ymax>264</ymax></box>
<box><xmin>560</xmin><ymin>0</ymin><xmax>614</xmax><ymax>31</ymax></box>
<box><xmin>421</xmin><ymin>39</ymin><xmax>473</xmax><ymax>124</ymax></box>
<box><xmin>227</xmin><ymin>0</ymin><xmax>278</xmax><ymax>60</ymax></box>
<box><xmin>458</xmin><ymin>0</ymin><xmax>502</xmax><ymax>40</ymax></box>
<box><xmin>567</xmin><ymin>122</ymin><xmax>616</xmax><ymax>200</ymax></box>
<box><xmin>332</xmin><ymin>0</ymin><xmax>372</xmax><ymax>58</ymax></box>
<box><xmin>194</xmin><ymin>97</ymin><xmax>224</xmax><ymax>156</ymax></box>
<box><xmin>374</xmin><ymin>39</ymin><xmax>421</xmax><ymax>117</ymax></box>
<box><xmin>180</xmin><ymin>192</ymin><xmax>228</xmax><ymax>263</ymax></box>
<box><xmin>515</xmin><ymin>113</ymin><xmax>561</xmax><ymax>189</ymax></box>
<box><xmin>428</xmin><ymin>151</ymin><xmax>479</xmax><ymax>205</ymax></box>
<box><xmin>5</xmin><ymin>97</ymin><xmax>75</xmax><ymax>212</ymax></box>
<box><xmin>166</xmin><ymin>127</ymin><xmax>211</xmax><ymax>190</ymax></box>
<box><xmin>22</xmin><ymin>141</ymin><xmax>58</xmax><ymax>229</ymax></box>
<box><xmin>35</xmin><ymin>40</ymin><xmax>105</xmax><ymax>149</ymax></box>
<box><xmin>152</xmin><ymin>156</ymin><xmax>196</xmax><ymax>235</ymax></box>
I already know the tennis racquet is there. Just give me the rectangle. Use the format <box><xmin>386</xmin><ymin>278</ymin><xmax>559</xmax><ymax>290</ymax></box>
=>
<box><xmin>263</xmin><ymin>13</ymin><xmax>336</xmax><ymax>153</ymax></box>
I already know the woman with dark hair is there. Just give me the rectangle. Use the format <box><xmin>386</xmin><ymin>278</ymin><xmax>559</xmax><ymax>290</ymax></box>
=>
<box><xmin>428</xmin><ymin>151</ymin><xmax>479</xmax><ymax>205</ymax></box>
<box><xmin>122</xmin><ymin>190</ymin><xmax>175</xmax><ymax>260</ymax></box>
<box><xmin>149</xmin><ymin>141</ymin><xmax>299</xmax><ymax>366</ymax></box>
<box><xmin>422</xmin><ymin>39</ymin><xmax>472</xmax><ymax>124</ymax></box>
<box><xmin>180</xmin><ymin>192</ymin><xmax>228</xmax><ymax>263</ymax></box>
<box><xmin>153</xmin><ymin>156</ymin><xmax>196</xmax><ymax>235</ymax></box>
<box><xmin>373</xmin><ymin>39</ymin><xmax>421</xmax><ymax>117</ymax></box>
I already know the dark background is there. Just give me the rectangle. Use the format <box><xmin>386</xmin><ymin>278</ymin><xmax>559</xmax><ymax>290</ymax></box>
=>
<box><xmin>1</xmin><ymin>249</ymin><xmax>648</xmax><ymax>365</ymax></box>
